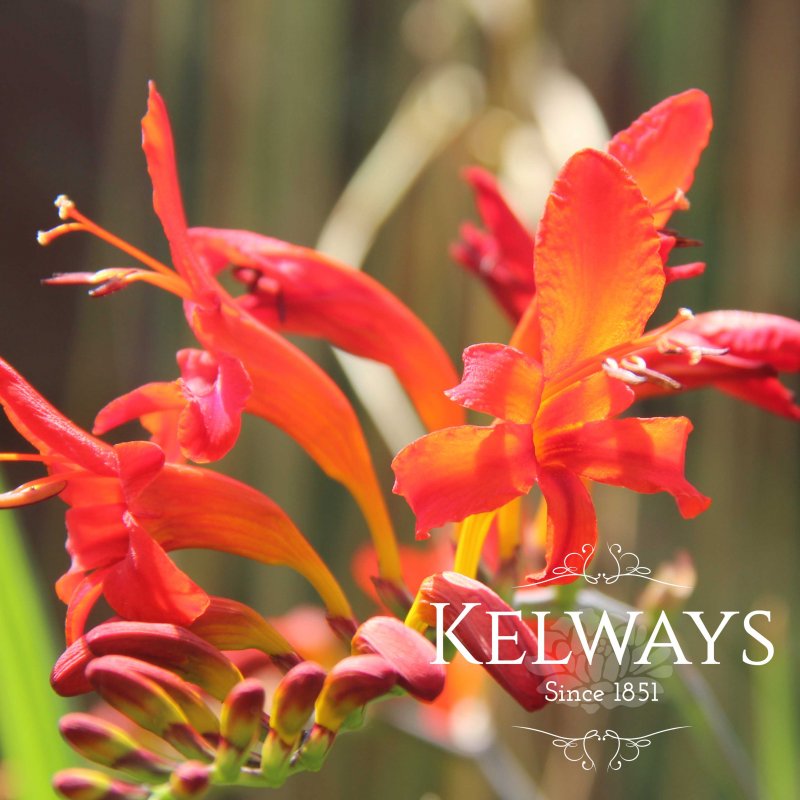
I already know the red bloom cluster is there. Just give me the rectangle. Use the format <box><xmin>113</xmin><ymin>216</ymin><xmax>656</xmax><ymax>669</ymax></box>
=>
<box><xmin>0</xmin><ymin>84</ymin><xmax>795</xmax><ymax>797</ymax></box>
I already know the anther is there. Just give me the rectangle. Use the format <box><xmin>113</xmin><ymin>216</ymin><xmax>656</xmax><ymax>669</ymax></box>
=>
<box><xmin>619</xmin><ymin>356</ymin><xmax>681</xmax><ymax>390</ymax></box>
<box><xmin>673</xmin><ymin>188</ymin><xmax>690</xmax><ymax>211</ymax></box>
<box><xmin>54</xmin><ymin>194</ymin><xmax>75</xmax><ymax>220</ymax></box>
<box><xmin>602</xmin><ymin>357</ymin><xmax>646</xmax><ymax>386</ymax></box>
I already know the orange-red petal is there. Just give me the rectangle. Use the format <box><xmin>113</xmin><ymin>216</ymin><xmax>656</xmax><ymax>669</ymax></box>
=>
<box><xmin>130</xmin><ymin>463</ymin><xmax>355</xmax><ymax>623</ymax></box>
<box><xmin>542</xmin><ymin>417</ymin><xmax>711</xmax><ymax>518</ymax></box>
<box><xmin>525</xmin><ymin>466</ymin><xmax>597</xmax><ymax>586</ymax></box>
<box><xmin>141</xmin><ymin>83</ymin><xmax>216</xmax><ymax>301</ymax></box>
<box><xmin>608</xmin><ymin>89</ymin><xmax>712</xmax><ymax>228</ymax></box>
<box><xmin>188</xmin><ymin>301</ymin><xmax>401</xmax><ymax>583</ymax></box>
<box><xmin>188</xmin><ymin>227</ymin><xmax>463</xmax><ymax>432</ymax></box>
<box><xmin>0</xmin><ymin>358</ymin><xmax>117</xmax><ymax>475</ymax></box>
<box><xmin>451</xmin><ymin>168</ymin><xmax>535</xmax><ymax>320</ymax></box>
<box><xmin>392</xmin><ymin>423</ymin><xmax>537</xmax><ymax>538</ymax></box>
<box><xmin>537</xmin><ymin>371</ymin><xmax>635</xmax><ymax>434</ymax></box>
<box><xmin>531</xmin><ymin>150</ymin><xmax>664</xmax><ymax>380</ymax></box>
<box><xmin>103</xmin><ymin>515</ymin><xmax>210</xmax><ymax>626</ymax></box>
<box><xmin>445</xmin><ymin>344</ymin><xmax>542</xmax><ymax>424</ymax></box>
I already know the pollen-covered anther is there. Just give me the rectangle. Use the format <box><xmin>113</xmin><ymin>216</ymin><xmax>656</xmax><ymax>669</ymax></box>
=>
<box><xmin>655</xmin><ymin>336</ymin><xmax>729</xmax><ymax>365</ymax></box>
<box><xmin>602</xmin><ymin>357</ymin><xmax>647</xmax><ymax>386</ymax></box>
<box><xmin>672</xmin><ymin>188</ymin><xmax>690</xmax><ymax>211</ymax></box>
<box><xmin>619</xmin><ymin>355</ymin><xmax>681</xmax><ymax>390</ymax></box>
<box><xmin>55</xmin><ymin>194</ymin><xmax>76</xmax><ymax>220</ymax></box>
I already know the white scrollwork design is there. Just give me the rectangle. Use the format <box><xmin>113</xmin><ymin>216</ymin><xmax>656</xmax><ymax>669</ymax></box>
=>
<box><xmin>513</xmin><ymin>727</ymin><xmax>599</xmax><ymax>771</ymax></box>
<box><xmin>515</xmin><ymin>726</ymin><xmax>689</xmax><ymax>771</ymax></box>
<box><xmin>516</xmin><ymin>543</ymin><xmax>692</xmax><ymax>589</ymax></box>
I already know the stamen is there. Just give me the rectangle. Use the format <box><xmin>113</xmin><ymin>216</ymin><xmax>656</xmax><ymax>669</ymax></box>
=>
<box><xmin>602</xmin><ymin>357</ymin><xmax>646</xmax><ymax>386</ymax></box>
<box><xmin>619</xmin><ymin>356</ymin><xmax>681</xmax><ymax>390</ymax></box>
<box><xmin>44</xmin><ymin>268</ymin><xmax>193</xmax><ymax>301</ymax></box>
<box><xmin>55</xmin><ymin>194</ymin><xmax>75</xmax><ymax>219</ymax></box>
<box><xmin>0</xmin><ymin>453</ymin><xmax>54</xmax><ymax>463</ymax></box>
<box><xmin>547</xmin><ymin>309</ymin><xmax>696</xmax><ymax>398</ymax></box>
<box><xmin>37</xmin><ymin>223</ymin><xmax>86</xmax><ymax>245</ymax></box>
<box><xmin>44</xmin><ymin>195</ymin><xmax>178</xmax><ymax>280</ymax></box>
<box><xmin>656</xmin><ymin>337</ymin><xmax>729</xmax><ymax>364</ymax></box>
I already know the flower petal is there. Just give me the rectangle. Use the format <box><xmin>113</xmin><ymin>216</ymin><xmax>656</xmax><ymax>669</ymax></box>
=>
<box><xmin>0</xmin><ymin>357</ymin><xmax>117</xmax><ymax>475</ymax></box>
<box><xmin>392</xmin><ymin>423</ymin><xmax>537</xmax><ymax>538</ymax></box>
<box><xmin>531</xmin><ymin>150</ymin><xmax>664</xmax><ymax>379</ymax></box>
<box><xmin>103</xmin><ymin>515</ymin><xmax>210</xmax><ymax>626</ymax></box>
<box><xmin>141</xmin><ymin>82</ymin><xmax>216</xmax><ymax>300</ymax></box>
<box><xmin>525</xmin><ymin>466</ymin><xmax>598</xmax><ymax>586</ymax></box>
<box><xmin>446</xmin><ymin>344</ymin><xmax>542</xmax><ymax>423</ymax></box>
<box><xmin>188</xmin><ymin>301</ymin><xmax>402</xmax><ymax>584</ymax></box>
<box><xmin>451</xmin><ymin>167</ymin><xmax>535</xmax><ymax>320</ymax></box>
<box><xmin>543</xmin><ymin>417</ymin><xmax>711</xmax><ymax>518</ymax></box>
<box><xmin>175</xmin><ymin>349</ymin><xmax>252</xmax><ymax>462</ymax></box>
<box><xmin>673</xmin><ymin>310</ymin><xmax>800</xmax><ymax>372</ymax></box>
<box><xmin>130</xmin><ymin>463</ymin><xmax>355</xmax><ymax>624</ymax></box>
<box><xmin>537</xmin><ymin>371</ymin><xmax>635</xmax><ymax>434</ymax></box>
<box><xmin>189</xmin><ymin>227</ymin><xmax>464</xmax><ymax>432</ymax></box>
<box><xmin>608</xmin><ymin>89</ymin><xmax>712</xmax><ymax>228</ymax></box>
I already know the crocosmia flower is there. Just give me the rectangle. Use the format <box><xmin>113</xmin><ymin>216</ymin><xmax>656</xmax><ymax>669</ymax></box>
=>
<box><xmin>394</xmin><ymin>149</ymin><xmax>710</xmax><ymax>584</ymax></box>
<box><xmin>454</xmin><ymin>89</ymin><xmax>712</xmax><ymax>320</ymax></box>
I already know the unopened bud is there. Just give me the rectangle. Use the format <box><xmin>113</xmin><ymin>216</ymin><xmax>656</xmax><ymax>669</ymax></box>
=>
<box><xmin>53</xmin><ymin>768</ymin><xmax>149</xmax><ymax>800</ymax></box>
<box><xmin>215</xmin><ymin>679</ymin><xmax>266</xmax><ymax>780</ymax></box>
<box><xmin>59</xmin><ymin>713</ymin><xmax>172</xmax><ymax>783</ymax></box>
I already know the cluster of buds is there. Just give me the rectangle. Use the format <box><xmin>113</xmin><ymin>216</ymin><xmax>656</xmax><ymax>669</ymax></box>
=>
<box><xmin>51</xmin><ymin>617</ymin><xmax>444</xmax><ymax>797</ymax></box>
<box><xmin>0</xmin><ymin>79</ymin><xmax>797</xmax><ymax>798</ymax></box>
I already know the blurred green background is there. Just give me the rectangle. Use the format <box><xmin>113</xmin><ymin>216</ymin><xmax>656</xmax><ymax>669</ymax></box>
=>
<box><xmin>0</xmin><ymin>1</ymin><xmax>798</xmax><ymax>798</ymax></box>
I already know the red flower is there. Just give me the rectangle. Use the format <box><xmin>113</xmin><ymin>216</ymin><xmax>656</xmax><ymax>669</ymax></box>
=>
<box><xmin>393</xmin><ymin>150</ymin><xmax>710</xmax><ymax>584</ymax></box>
<box><xmin>453</xmin><ymin>90</ymin><xmax>712</xmax><ymax>320</ymax></box>
<box><xmin>0</xmin><ymin>358</ymin><xmax>353</xmax><ymax>643</ymax></box>
<box><xmin>632</xmin><ymin>310</ymin><xmax>800</xmax><ymax>420</ymax></box>
<box><xmin>40</xmin><ymin>82</ymin><xmax>405</xmax><ymax>589</ymax></box>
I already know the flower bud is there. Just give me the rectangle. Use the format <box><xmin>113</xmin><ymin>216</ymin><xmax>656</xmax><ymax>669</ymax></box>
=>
<box><xmin>352</xmin><ymin>616</ymin><xmax>445</xmax><ymax>701</ymax></box>
<box><xmin>52</xmin><ymin>622</ymin><xmax>243</xmax><ymax>701</ymax></box>
<box><xmin>409</xmin><ymin>571</ymin><xmax>550</xmax><ymax>711</ymax></box>
<box><xmin>58</xmin><ymin>713</ymin><xmax>172</xmax><ymax>783</ymax></box>
<box><xmin>314</xmin><ymin>654</ymin><xmax>398</xmax><ymax>733</ymax></box>
<box><xmin>111</xmin><ymin>655</ymin><xmax>220</xmax><ymax>738</ymax></box>
<box><xmin>215</xmin><ymin>679</ymin><xmax>266</xmax><ymax>780</ymax></box>
<box><xmin>260</xmin><ymin>662</ymin><xmax>327</xmax><ymax>786</ymax></box>
<box><xmin>85</xmin><ymin>658</ymin><xmax>215</xmax><ymax>762</ymax></box>
<box><xmin>53</xmin><ymin>768</ymin><xmax>149</xmax><ymax>800</ymax></box>
<box><xmin>169</xmin><ymin>761</ymin><xmax>212</xmax><ymax>799</ymax></box>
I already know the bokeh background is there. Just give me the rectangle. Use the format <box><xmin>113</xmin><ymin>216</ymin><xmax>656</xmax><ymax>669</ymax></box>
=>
<box><xmin>0</xmin><ymin>1</ymin><xmax>798</xmax><ymax>799</ymax></box>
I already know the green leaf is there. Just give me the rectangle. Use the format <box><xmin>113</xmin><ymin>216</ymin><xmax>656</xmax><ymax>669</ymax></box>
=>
<box><xmin>0</xmin><ymin>503</ymin><xmax>72</xmax><ymax>799</ymax></box>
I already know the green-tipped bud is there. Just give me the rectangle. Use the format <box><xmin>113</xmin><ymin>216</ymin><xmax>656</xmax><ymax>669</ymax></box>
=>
<box><xmin>269</xmin><ymin>662</ymin><xmax>326</xmax><ymax>746</ymax></box>
<box><xmin>314</xmin><ymin>654</ymin><xmax>397</xmax><ymax>733</ymax></box>
<box><xmin>58</xmin><ymin>713</ymin><xmax>172</xmax><ymax>783</ymax></box>
<box><xmin>169</xmin><ymin>761</ymin><xmax>212</xmax><ymax>799</ymax></box>
<box><xmin>86</xmin><ymin>658</ymin><xmax>215</xmax><ymax>762</ymax></box>
<box><xmin>215</xmin><ymin>679</ymin><xmax>266</xmax><ymax>781</ymax></box>
<box><xmin>261</xmin><ymin>662</ymin><xmax>326</xmax><ymax>786</ymax></box>
<box><xmin>114</xmin><ymin>655</ymin><xmax>220</xmax><ymax>738</ymax></box>
<box><xmin>294</xmin><ymin>724</ymin><xmax>336</xmax><ymax>772</ymax></box>
<box><xmin>53</xmin><ymin>768</ymin><xmax>149</xmax><ymax>799</ymax></box>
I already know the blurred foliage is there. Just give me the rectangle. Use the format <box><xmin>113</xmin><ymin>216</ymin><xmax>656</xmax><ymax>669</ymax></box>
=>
<box><xmin>0</xmin><ymin>1</ymin><xmax>798</xmax><ymax>798</ymax></box>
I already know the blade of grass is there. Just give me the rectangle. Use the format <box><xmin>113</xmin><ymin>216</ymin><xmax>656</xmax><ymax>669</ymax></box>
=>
<box><xmin>0</xmin><ymin>501</ymin><xmax>72</xmax><ymax>800</ymax></box>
